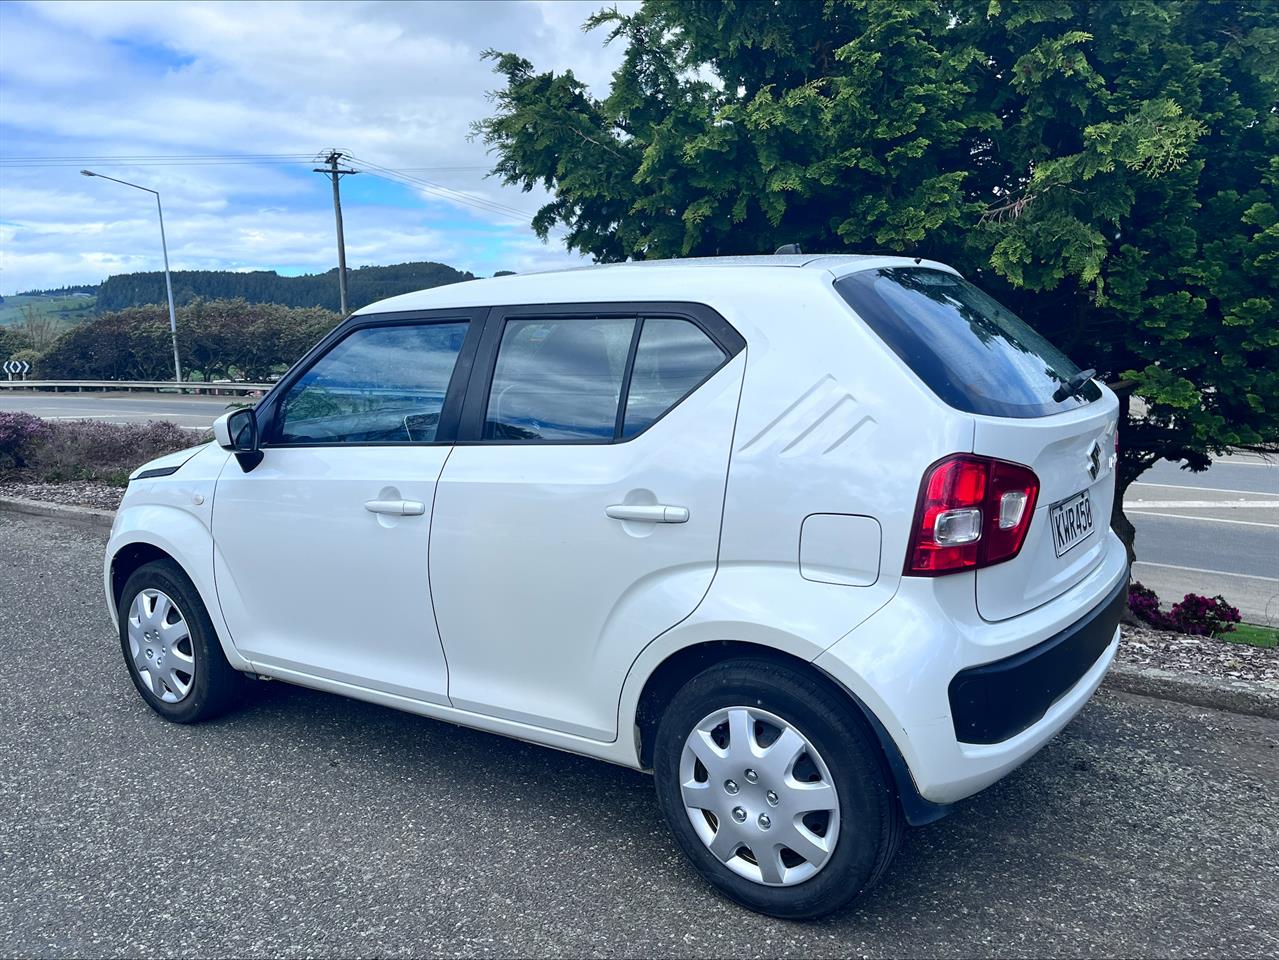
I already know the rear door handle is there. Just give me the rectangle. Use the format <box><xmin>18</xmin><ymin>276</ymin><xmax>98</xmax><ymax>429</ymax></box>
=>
<box><xmin>364</xmin><ymin>499</ymin><xmax>426</xmax><ymax>516</ymax></box>
<box><xmin>605</xmin><ymin>504</ymin><xmax>690</xmax><ymax>524</ymax></box>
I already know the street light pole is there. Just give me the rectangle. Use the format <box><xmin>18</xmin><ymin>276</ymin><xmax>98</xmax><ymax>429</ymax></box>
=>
<box><xmin>81</xmin><ymin>170</ymin><xmax>183</xmax><ymax>384</ymax></box>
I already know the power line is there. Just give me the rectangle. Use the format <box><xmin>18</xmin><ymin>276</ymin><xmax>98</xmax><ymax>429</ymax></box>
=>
<box><xmin>347</xmin><ymin>154</ymin><xmax>534</xmax><ymax>222</ymax></box>
<box><xmin>0</xmin><ymin>153</ymin><xmax>314</xmax><ymax>161</ymax></box>
<box><xmin>1</xmin><ymin>160</ymin><xmax>315</xmax><ymax>168</ymax></box>
<box><xmin>0</xmin><ymin>150</ymin><xmax>534</xmax><ymax>223</ymax></box>
<box><xmin>360</xmin><ymin>164</ymin><xmax>532</xmax><ymax>219</ymax></box>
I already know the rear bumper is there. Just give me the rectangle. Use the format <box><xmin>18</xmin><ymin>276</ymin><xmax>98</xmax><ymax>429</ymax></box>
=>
<box><xmin>816</xmin><ymin>529</ymin><xmax>1129</xmax><ymax>806</ymax></box>
<box><xmin>949</xmin><ymin>575</ymin><xmax>1127</xmax><ymax>744</ymax></box>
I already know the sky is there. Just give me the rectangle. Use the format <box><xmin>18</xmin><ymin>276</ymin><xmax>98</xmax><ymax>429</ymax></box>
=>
<box><xmin>0</xmin><ymin>0</ymin><xmax>640</xmax><ymax>295</ymax></box>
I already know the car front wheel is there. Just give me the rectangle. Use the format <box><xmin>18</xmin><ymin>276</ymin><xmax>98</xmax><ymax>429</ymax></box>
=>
<box><xmin>118</xmin><ymin>559</ymin><xmax>246</xmax><ymax>723</ymax></box>
<box><xmin>653</xmin><ymin>657</ymin><xmax>903</xmax><ymax>919</ymax></box>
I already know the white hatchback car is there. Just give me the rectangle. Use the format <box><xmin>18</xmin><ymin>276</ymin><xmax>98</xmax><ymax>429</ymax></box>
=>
<box><xmin>105</xmin><ymin>255</ymin><xmax>1127</xmax><ymax>918</ymax></box>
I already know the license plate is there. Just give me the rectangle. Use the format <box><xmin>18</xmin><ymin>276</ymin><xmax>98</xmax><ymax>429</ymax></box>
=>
<box><xmin>1050</xmin><ymin>490</ymin><xmax>1095</xmax><ymax>557</ymax></box>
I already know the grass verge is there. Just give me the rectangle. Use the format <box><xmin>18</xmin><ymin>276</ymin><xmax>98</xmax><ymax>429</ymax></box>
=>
<box><xmin>1223</xmin><ymin>623</ymin><xmax>1279</xmax><ymax>649</ymax></box>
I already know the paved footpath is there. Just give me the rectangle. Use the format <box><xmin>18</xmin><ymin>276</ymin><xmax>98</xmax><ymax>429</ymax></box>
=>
<box><xmin>0</xmin><ymin>512</ymin><xmax>1276</xmax><ymax>958</ymax></box>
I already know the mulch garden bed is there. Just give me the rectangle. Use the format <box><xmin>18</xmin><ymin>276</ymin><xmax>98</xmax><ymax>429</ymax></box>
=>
<box><xmin>1118</xmin><ymin>621</ymin><xmax>1278</xmax><ymax>686</ymax></box>
<box><xmin>0</xmin><ymin>479</ymin><xmax>125</xmax><ymax>511</ymax></box>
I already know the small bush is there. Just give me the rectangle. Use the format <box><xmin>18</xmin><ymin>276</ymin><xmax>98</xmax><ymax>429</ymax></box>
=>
<box><xmin>4</xmin><ymin>417</ymin><xmax>208</xmax><ymax>486</ymax></box>
<box><xmin>0</xmin><ymin>411</ymin><xmax>51</xmax><ymax>469</ymax></box>
<box><xmin>1128</xmin><ymin>581</ymin><xmax>1170</xmax><ymax>629</ymax></box>
<box><xmin>1128</xmin><ymin>580</ymin><xmax>1241</xmax><ymax>636</ymax></box>
<box><xmin>1167</xmin><ymin>592</ymin><xmax>1241</xmax><ymax>636</ymax></box>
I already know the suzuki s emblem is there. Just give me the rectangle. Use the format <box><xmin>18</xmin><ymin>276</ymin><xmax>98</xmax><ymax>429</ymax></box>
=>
<box><xmin>1087</xmin><ymin>440</ymin><xmax>1102</xmax><ymax>481</ymax></box>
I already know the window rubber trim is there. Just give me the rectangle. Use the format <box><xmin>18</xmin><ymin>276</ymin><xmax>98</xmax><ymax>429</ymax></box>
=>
<box><xmin>253</xmin><ymin>307</ymin><xmax>490</xmax><ymax>449</ymax></box>
<box><xmin>455</xmin><ymin>300</ymin><xmax>746</xmax><ymax>446</ymax></box>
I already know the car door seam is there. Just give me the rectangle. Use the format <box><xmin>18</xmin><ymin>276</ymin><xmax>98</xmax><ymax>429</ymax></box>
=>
<box><xmin>429</xmin><ymin>442</ymin><xmax>458</xmax><ymax>705</ymax></box>
<box><xmin>610</xmin><ymin>347</ymin><xmax>750</xmax><ymax>743</ymax></box>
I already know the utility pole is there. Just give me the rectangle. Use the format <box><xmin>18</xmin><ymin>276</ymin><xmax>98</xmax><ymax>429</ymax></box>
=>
<box><xmin>314</xmin><ymin>150</ymin><xmax>358</xmax><ymax>315</ymax></box>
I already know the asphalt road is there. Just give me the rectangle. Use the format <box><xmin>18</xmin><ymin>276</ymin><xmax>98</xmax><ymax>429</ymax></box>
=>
<box><xmin>0</xmin><ymin>391</ymin><xmax>235</xmax><ymax>429</ymax></box>
<box><xmin>1129</xmin><ymin>455</ymin><xmax>1279</xmax><ymax>624</ymax></box>
<box><xmin>1</xmin><ymin>512</ymin><xmax>1276</xmax><ymax>959</ymax></box>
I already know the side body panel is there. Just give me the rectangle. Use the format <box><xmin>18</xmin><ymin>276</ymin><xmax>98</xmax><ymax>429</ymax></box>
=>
<box><xmin>211</xmin><ymin>445</ymin><xmax>453</xmax><ymax>704</ymax></box>
<box><xmin>430</xmin><ymin>351</ymin><xmax>746</xmax><ymax>740</ymax></box>
<box><xmin>612</xmin><ymin>277</ymin><xmax>974</xmax><ymax>745</ymax></box>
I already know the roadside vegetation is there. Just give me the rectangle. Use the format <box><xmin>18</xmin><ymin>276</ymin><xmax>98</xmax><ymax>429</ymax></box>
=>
<box><xmin>0</xmin><ymin>411</ymin><xmax>206</xmax><ymax>487</ymax></box>
<box><xmin>1228</xmin><ymin>623</ymin><xmax>1279</xmax><ymax>650</ymax></box>
<box><xmin>1128</xmin><ymin>579</ymin><xmax>1277</xmax><ymax>648</ymax></box>
<box><xmin>1</xmin><ymin>261</ymin><xmax>493</xmax><ymax>384</ymax></box>
<box><xmin>30</xmin><ymin>299</ymin><xmax>339</xmax><ymax>384</ymax></box>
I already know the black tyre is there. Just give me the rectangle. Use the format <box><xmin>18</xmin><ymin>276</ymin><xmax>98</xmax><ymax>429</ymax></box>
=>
<box><xmin>118</xmin><ymin>559</ymin><xmax>246</xmax><ymax>723</ymax></box>
<box><xmin>653</xmin><ymin>657</ymin><xmax>903</xmax><ymax>919</ymax></box>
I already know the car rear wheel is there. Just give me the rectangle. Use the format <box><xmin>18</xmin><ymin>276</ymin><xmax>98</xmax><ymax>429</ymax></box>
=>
<box><xmin>653</xmin><ymin>657</ymin><xmax>902</xmax><ymax>919</ymax></box>
<box><xmin>118</xmin><ymin>559</ymin><xmax>246</xmax><ymax>723</ymax></box>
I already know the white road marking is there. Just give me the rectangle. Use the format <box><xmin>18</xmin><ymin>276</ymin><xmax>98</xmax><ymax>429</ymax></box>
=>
<box><xmin>1133</xmin><ymin>561</ymin><xmax>1279</xmax><ymax>584</ymax></box>
<box><xmin>1130</xmin><ymin>481</ymin><xmax>1279</xmax><ymax>497</ymax></box>
<box><xmin>43</xmin><ymin>413</ymin><xmax>213</xmax><ymax>422</ymax></box>
<box><xmin>1123</xmin><ymin>500</ymin><xmax>1279</xmax><ymax>508</ymax></box>
<box><xmin>1127</xmin><ymin>510</ymin><xmax>1279</xmax><ymax>528</ymax></box>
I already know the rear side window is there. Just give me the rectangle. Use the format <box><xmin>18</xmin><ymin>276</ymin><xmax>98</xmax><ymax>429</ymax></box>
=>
<box><xmin>484</xmin><ymin>317</ymin><xmax>635</xmax><ymax>440</ymax></box>
<box><xmin>623</xmin><ymin>318</ymin><xmax>726</xmax><ymax>437</ymax></box>
<box><xmin>276</xmin><ymin>321</ymin><xmax>468</xmax><ymax>444</ymax></box>
<box><xmin>835</xmin><ymin>268</ymin><xmax>1100</xmax><ymax>418</ymax></box>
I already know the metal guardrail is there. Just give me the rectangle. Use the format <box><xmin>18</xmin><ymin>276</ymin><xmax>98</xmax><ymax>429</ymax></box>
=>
<box><xmin>0</xmin><ymin>379</ymin><xmax>272</xmax><ymax>395</ymax></box>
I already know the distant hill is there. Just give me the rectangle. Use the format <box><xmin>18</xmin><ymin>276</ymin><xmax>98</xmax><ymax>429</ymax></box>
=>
<box><xmin>11</xmin><ymin>284</ymin><xmax>98</xmax><ymax>298</ymax></box>
<box><xmin>0</xmin><ymin>293</ymin><xmax>97</xmax><ymax>328</ymax></box>
<box><xmin>94</xmin><ymin>261</ymin><xmax>480</xmax><ymax>313</ymax></box>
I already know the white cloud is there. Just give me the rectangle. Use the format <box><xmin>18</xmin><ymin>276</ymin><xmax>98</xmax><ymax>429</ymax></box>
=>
<box><xmin>0</xmin><ymin>0</ymin><xmax>637</xmax><ymax>292</ymax></box>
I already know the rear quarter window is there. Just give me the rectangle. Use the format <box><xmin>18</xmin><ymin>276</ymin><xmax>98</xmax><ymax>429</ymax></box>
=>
<box><xmin>835</xmin><ymin>268</ymin><xmax>1100</xmax><ymax>419</ymax></box>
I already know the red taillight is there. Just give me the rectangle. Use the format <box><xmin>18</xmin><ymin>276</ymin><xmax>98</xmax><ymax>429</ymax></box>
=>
<box><xmin>905</xmin><ymin>454</ymin><xmax>1039</xmax><ymax>576</ymax></box>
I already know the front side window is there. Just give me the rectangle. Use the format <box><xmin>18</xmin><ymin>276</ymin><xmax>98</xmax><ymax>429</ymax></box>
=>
<box><xmin>623</xmin><ymin>318</ymin><xmax>726</xmax><ymax>437</ymax></box>
<box><xmin>484</xmin><ymin>317</ymin><xmax>635</xmax><ymax>441</ymax></box>
<box><xmin>276</xmin><ymin>321</ymin><xmax>468</xmax><ymax>444</ymax></box>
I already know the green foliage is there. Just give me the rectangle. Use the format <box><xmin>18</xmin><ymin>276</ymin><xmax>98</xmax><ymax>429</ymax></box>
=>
<box><xmin>475</xmin><ymin>0</ymin><xmax>1279</xmax><ymax>552</ymax></box>
<box><xmin>94</xmin><ymin>261</ymin><xmax>476</xmax><ymax>313</ymax></box>
<box><xmin>37</xmin><ymin>299</ymin><xmax>340</xmax><ymax>383</ymax></box>
<box><xmin>0</xmin><ymin>325</ymin><xmax>24</xmax><ymax>359</ymax></box>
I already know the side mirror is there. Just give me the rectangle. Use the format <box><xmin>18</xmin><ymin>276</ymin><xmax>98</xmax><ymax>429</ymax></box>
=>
<box><xmin>213</xmin><ymin>408</ymin><xmax>263</xmax><ymax>472</ymax></box>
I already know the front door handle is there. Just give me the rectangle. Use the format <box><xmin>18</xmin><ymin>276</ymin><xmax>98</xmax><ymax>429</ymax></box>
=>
<box><xmin>605</xmin><ymin>504</ymin><xmax>690</xmax><ymax>524</ymax></box>
<box><xmin>364</xmin><ymin>499</ymin><xmax>426</xmax><ymax>517</ymax></box>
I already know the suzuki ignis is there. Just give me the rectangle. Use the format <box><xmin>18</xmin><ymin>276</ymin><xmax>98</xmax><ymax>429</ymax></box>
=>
<box><xmin>105</xmin><ymin>255</ymin><xmax>1127</xmax><ymax>918</ymax></box>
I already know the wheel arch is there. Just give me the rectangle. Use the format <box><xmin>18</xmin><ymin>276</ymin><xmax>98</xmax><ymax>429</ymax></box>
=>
<box><xmin>103</xmin><ymin>504</ymin><xmax>253</xmax><ymax>673</ymax></box>
<box><xmin>631</xmin><ymin>640</ymin><xmax>951</xmax><ymax>827</ymax></box>
<box><xmin>109</xmin><ymin>542</ymin><xmax>176</xmax><ymax>608</ymax></box>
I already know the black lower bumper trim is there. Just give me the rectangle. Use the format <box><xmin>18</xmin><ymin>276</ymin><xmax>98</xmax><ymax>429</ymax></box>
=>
<box><xmin>949</xmin><ymin>572</ymin><xmax>1128</xmax><ymax>744</ymax></box>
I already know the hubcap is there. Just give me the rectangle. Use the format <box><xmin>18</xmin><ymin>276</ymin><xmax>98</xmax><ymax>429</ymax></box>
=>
<box><xmin>126</xmin><ymin>589</ymin><xmax>194</xmax><ymax>704</ymax></box>
<box><xmin>679</xmin><ymin>706</ymin><xmax>840</xmax><ymax>887</ymax></box>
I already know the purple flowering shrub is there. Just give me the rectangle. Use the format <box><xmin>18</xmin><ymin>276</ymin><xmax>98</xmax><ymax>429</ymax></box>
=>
<box><xmin>1</xmin><ymin>415</ymin><xmax>208</xmax><ymax>485</ymax></box>
<box><xmin>0</xmin><ymin>411</ymin><xmax>52</xmax><ymax>469</ymax></box>
<box><xmin>1128</xmin><ymin>581</ymin><xmax>1169</xmax><ymax>629</ymax></box>
<box><xmin>1128</xmin><ymin>580</ymin><xmax>1241</xmax><ymax>636</ymax></box>
<box><xmin>1167</xmin><ymin>592</ymin><xmax>1242</xmax><ymax>636</ymax></box>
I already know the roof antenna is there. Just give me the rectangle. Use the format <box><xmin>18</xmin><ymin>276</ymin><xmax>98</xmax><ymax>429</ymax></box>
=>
<box><xmin>774</xmin><ymin>243</ymin><xmax>802</xmax><ymax>255</ymax></box>
<box><xmin>914</xmin><ymin>256</ymin><xmax>922</xmax><ymax>264</ymax></box>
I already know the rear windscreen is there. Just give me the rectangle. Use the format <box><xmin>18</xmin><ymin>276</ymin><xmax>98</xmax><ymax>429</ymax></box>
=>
<box><xmin>835</xmin><ymin>268</ymin><xmax>1100</xmax><ymax>419</ymax></box>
